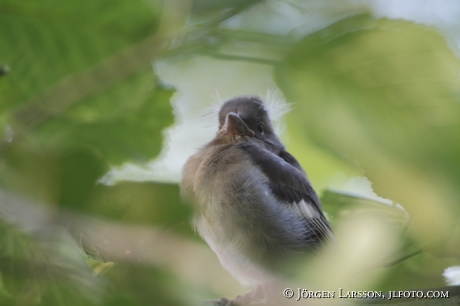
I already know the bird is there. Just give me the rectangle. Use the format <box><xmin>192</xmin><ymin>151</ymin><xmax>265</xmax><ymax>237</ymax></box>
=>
<box><xmin>181</xmin><ymin>95</ymin><xmax>334</xmax><ymax>305</ymax></box>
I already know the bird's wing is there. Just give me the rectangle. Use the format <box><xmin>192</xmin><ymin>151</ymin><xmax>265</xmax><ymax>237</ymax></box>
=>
<box><xmin>238</xmin><ymin>143</ymin><xmax>321</xmax><ymax>210</ymax></box>
<box><xmin>238</xmin><ymin>143</ymin><xmax>333</xmax><ymax>245</ymax></box>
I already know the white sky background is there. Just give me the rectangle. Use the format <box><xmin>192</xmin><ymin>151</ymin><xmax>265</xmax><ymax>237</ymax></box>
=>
<box><xmin>101</xmin><ymin>58</ymin><xmax>279</xmax><ymax>184</ymax></box>
<box><xmin>101</xmin><ymin>0</ymin><xmax>460</xmax><ymax>199</ymax></box>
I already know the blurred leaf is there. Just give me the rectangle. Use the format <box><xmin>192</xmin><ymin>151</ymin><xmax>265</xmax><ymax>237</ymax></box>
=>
<box><xmin>0</xmin><ymin>0</ymin><xmax>174</xmax><ymax>165</ymax></box>
<box><xmin>321</xmin><ymin>189</ymin><xmax>408</xmax><ymax>229</ymax></box>
<box><xmin>0</xmin><ymin>189</ymin><xmax>227</xmax><ymax>305</ymax></box>
<box><xmin>320</xmin><ymin>189</ymin><xmax>424</xmax><ymax>272</ymax></box>
<box><xmin>0</xmin><ymin>144</ymin><xmax>108</xmax><ymax>211</ymax></box>
<box><xmin>375</xmin><ymin>252</ymin><xmax>458</xmax><ymax>293</ymax></box>
<box><xmin>0</xmin><ymin>0</ymin><xmax>176</xmax><ymax>216</ymax></box>
<box><xmin>276</xmin><ymin>14</ymin><xmax>460</xmax><ymax>249</ymax></box>
<box><xmin>0</xmin><ymin>219</ymin><xmax>105</xmax><ymax>306</ymax></box>
<box><xmin>67</xmin><ymin>181</ymin><xmax>195</xmax><ymax>262</ymax></box>
<box><xmin>61</xmin><ymin>181</ymin><xmax>195</xmax><ymax>258</ymax></box>
<box><xmin>29</xmin><ymin>78</ymin><xmax>175</xmax><ymax>165</ymax></box>
<box><xmin>102</xmin><ymin>264</ymin><xmax>186</xmax><ymax>306</ymax></box>
<box><xmin>58</xmin><ymin>150</ymin><xmax>108</xmax><ymax>210</ymax></box>
<box><xmin>33</xmin><ymin>177</ymin><xmax>195</xmax><ymax>263</ymax></box>
<box><xmin>191</xmin><ymin>0</ymin><xmax>264</xmax><ymax>14</ymax></box>
<box><xmin>0</xmin><ymin>0</ymin><xmax>160</xmax><ymax>106</ymax></box>
<box><xmin>85</xmin><ymin>182</ymin><xmax>193</xmax><ymax>230</ymax></box>
<box><xmin>0</xmin><ymin>1</ymin><xmax>184</xmax><ymax>300</ymax></box>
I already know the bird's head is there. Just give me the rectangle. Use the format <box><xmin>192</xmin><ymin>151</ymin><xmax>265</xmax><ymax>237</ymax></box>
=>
<box><xmin>217</xmin><ymin>96</ymin><xmax>285</xmax><ymax>151</ymax></box>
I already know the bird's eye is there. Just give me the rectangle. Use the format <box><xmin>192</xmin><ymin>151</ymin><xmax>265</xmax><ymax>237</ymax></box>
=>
<box><xmin>257</xmin><ymin>124</ymin><xmax>264</xmax><ymax>134</ymax></box>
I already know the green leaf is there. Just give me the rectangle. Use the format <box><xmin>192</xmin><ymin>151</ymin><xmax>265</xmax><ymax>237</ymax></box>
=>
<box><xmin>0</xmin><ymin>219</ymin><xmax>105</xmax><ymax>305</ymax></box>
<box><xmin>67</xmin><ymin>181</ymin><xmax>194</xmax><ymax>262</ymax></box>
<box><xmin>275</xmin><ymin>14</ymin><xmax>460</xmax><ymax>248</ymax></box>
<box><xmin>0</xmin><ymin>0</ymin><xmax>173</xmax><ymax>165</ymax></box>
<box><xmin>191</xmin><ymin>0</ymin><xmax>263</xmax><ymax>13</ymax></box>
<box><xmin>84</xmin><ymin>182</ymin><xmax>192</xmax><ymax>226</ymax></box>
<box><xmin>0</xmin><ymin>0</ymin><xmax>176</xmax><ymax>215</ymax></box>
<box><xmin>102</xmin><ymin>264</ymin><xmax>187</xmax><ymax>306</ymax></box>
<box><xmin>321</xmin><ymin>189</ymin><xmax>408</xmax><ymax>229</ymax></box>
<box><xmin>0</xmin><ymin>0</ymin><xmax>159</xmax><ymax>105</ymax></box>
<box><xmin>29</xmin><ymin>76</ymin><xmax>175</xmax><ymax>165</ymax></box>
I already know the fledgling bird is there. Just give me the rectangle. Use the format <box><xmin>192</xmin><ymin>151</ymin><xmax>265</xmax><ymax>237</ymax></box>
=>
<box><xmin>181</xmin><ymin>96</ymin><xmax>333</xmax><ymax>305</ymax></box>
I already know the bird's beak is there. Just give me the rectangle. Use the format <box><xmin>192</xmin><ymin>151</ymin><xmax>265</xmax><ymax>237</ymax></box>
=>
<box><xmin>219</xmin><ymin>112</ymin><xmax>255</xmax><ymax>137</ymax></box>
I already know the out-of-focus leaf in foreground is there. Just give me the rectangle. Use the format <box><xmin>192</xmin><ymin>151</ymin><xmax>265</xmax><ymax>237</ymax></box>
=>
<box><xmin>191</xmin><ymin>0</ymin><xmax>263</xmax><ymax>13</ymax></box>
<box><xmin>0</xmin><ymin>0</ymin><xmax>173</xmax><ymax>166</ymax></box>
<box><xmin>0</xmin><ymin>0</ymin><xmax>175</xmax><ymax>206</ymax></box>
<box><xmin>0</xmin><ymin>0</ymin><xmax>188</xmax><ymax>305</ymax></box>
<box><xmin>276</xmin><ymin>14</ymin><xmax>460</xmax><ymax>256</ymax></box>
<box><xmin>0</xmin><ymin>190</ymin><xmax>236</xmax><ymax>306</ymax></box>
<box><xmin>321</xmin><ymin>189</ymin><xmax>409</xmax><ymax>233</ymax></box>
<box><xmin>68</xmin><ymin>181</ymin><xmax>195</xmax><ymax>262</ymax></box>
<box><xmin>0</xmin><ymin>192</ymin><xmax>105</xmax><ymax>306</ymax></box>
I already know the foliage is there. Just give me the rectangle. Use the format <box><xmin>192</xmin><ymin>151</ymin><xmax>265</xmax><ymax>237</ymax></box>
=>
<box><xmin>1</xmin><ymin>0</ymin><xmax>460</xmax><ymax>305</ymax></box>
